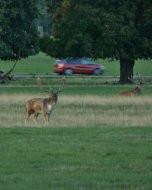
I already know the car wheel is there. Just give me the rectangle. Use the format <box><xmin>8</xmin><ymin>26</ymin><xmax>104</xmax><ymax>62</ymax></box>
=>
<box><xmin>64</xmin><ymin>68</ymin><xmax>73</xmax><ymax>75</ymax></box>
<box><xmin>93</xmin><ymin>69</ymin><xmax>101</xmax><ymax>75</ymax></box>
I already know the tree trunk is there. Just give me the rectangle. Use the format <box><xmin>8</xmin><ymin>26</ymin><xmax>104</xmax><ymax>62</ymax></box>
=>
<box><xmin>119</xmin><ymin>57</ymin><xmax>135</xmax><ymax>84</ymax></box>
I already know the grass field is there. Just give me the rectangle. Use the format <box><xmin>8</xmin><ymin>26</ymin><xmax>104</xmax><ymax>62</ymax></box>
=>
<box><xmin>0</xmin><ymin>93</ymin><xmax>152</xmax><ymax>128</ymax></box>
<box><xmin>0</xmin><ymin>91</ymin><xmax>152</xmax><ymax>189</ymax></box>
<box><xmin>0</xmin><ymin>127</ymin><xmax>152</xmax><ymax>190</ymax></box>
<box><xmin>0</xmin><ymin>53</ymin><xmax>152</xmax><ymax>189</ymax></box>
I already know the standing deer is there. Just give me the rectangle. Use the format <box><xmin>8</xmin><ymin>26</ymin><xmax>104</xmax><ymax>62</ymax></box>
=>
<box><xmin>25</xmin><ymin>77</ymin><xmax>65</xmax><ymax>124</ymax></box>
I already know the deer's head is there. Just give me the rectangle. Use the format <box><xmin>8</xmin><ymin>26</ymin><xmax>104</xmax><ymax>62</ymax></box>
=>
<box><xmin>37</xmin><ymin>77</ymin><xmax>65</xmax><ymax>98</ymax></box>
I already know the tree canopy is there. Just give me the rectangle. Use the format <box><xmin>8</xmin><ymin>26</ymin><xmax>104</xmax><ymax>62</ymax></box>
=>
<box><xmin>42</xmin><ymin>0</ymin><xmax>152</xmax><ymax>83</ymax></box>
<box><xmin>44</xmin><ymin>0</ymin><xmax>151</xmax><ymax>58</ymax></box>
<box><xmin>0</xmin><ymin>0</ymin><xmax>40</xmax><ymax>61</ymax></box>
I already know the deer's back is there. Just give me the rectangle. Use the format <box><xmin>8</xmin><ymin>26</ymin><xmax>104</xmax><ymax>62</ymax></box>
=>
<box><xmin>26</xmin><ymin>98</ymin><xmax>44</xmax><ymax>113</ymax></box>
<box><xmin>118</xmin><ymin>90</ymin><xmax>135</xmax><ymax>96</ymax></box>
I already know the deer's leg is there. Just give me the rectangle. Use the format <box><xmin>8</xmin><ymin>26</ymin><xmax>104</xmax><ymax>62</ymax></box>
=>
<box><xmin>42</xmin><ymin>112</ymin><xmax>48</xmax><ymax>124</ymax></box>
<box><xmin>25</xmin><ymin>112</ymin><xmax>31</xmax><ymax>123</ymax></box>
<box><xmin>45</xmin><ymin>114</ymin><xmax>50</xmax><ymax>125</ymax></box>
<box><xmin>47</xmin><ymin>114</ymin><xmax>51</xmax><ymax>123</ymax></box>
<box><xmin>34</xmin><ymin>113</ymin><xmax>39</xmax><ymax>124</ymax></box>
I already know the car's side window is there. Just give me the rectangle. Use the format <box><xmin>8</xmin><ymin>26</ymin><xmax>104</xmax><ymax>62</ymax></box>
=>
<box><xmin>73</xmin><ymin>59</ymin><xmax>79</xmax><ymax>64</ymax></box>
<box><xmin>70</xmin><ymin>59</ymin><xmax>78</xmax><ymax>64</ymax></box>
<box><xmin>81</xmin><ymin>60</ymin><xmax>88</xmax><ymax>65</ymax></box>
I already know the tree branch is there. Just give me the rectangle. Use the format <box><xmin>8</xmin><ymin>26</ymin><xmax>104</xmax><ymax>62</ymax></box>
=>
<box><xmin>0</xmin><ymin>61</ymin><xmax>17</xmax><ymax>79</ymax></box>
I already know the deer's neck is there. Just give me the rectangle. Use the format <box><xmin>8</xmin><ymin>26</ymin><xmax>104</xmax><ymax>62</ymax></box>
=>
<box><xmin>43</xmin><ymin>97</ymin><xmax>57</xmax><ymax>114</ymax></box>
<box><xmin>135</xmin><ymin>87</ymin><xmax>142</xmax><ymax>95</ymax></box>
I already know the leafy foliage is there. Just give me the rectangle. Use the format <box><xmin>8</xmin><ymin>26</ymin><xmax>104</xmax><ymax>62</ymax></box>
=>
<box><xmin>0</xmin><ymin>0</ymin><xmax>40</xmax><ymax>61</ymax></box>
<box><xmin>44</xmin><ymin>0</ymin><xmax>152</xmax><ymax>59</ymax></box>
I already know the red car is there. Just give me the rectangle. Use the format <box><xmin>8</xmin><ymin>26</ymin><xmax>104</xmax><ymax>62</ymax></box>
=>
<box><xmin>54</xmin><ymin>58</ymin><xmax>105</xmax><ymax>75</ymax></box>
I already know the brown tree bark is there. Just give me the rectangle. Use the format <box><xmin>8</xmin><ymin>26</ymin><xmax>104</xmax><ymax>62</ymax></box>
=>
<box><xmin>119</xmin><ymin>57</ymin><xmax>135</xmax><ymax>84</ymax></box>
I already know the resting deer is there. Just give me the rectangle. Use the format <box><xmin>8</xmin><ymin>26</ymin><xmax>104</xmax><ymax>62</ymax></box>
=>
<box><xmin>118</xmin><ymin>74</ymin><xmax>144</xmax><ymax>96</ymax></box>
<box><xmin>118</xmin><ymin>85</ymin><xmax>142</xmax><ymax>96</ymax></box>
<box><xmin>25</xmin><ymin>77</ymin><xmax>65</xmax><ymax>124</ymax></box>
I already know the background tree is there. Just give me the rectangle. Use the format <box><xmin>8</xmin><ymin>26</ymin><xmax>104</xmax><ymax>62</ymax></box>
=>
<box><xmin>0</xmin><ymin>0</ymin><xmax>39</xmax><ymax>65</ymax></box>
<box><xmin>42</xmin><ymin>0</ymin><xmax>152</xmax><ymax>83</ymax></box>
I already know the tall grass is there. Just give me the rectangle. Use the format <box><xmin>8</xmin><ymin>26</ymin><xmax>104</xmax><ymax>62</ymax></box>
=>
<box><xmin>0</xmin><ymin>94</ymin><xmax>151</xmax><ymax>128</ymax></box>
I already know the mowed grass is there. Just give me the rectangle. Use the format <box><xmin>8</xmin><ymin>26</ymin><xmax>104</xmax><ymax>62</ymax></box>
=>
<box><xmin>0</xmin><ymin>127</ymin><xmax>152</xmax><ymax>190</ymax></box>
<box><xmin>0</xmin><ymin>52</ymin><xmax>152</xmax><ymax>75</ymax></box>
<box><xmin>0</xmin><ymin>52</ymin><xmax>54</xmax><ymax>74</ymax></box>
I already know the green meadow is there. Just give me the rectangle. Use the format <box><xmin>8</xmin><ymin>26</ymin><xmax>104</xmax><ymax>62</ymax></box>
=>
<box><xmin>0</xmin><ymin>127</ymin><xmax>152</xmax><ymax>190</ymax></box>
<box><xmin>0</xmin><ymin>52</ymin><xmax>152</xmax><ymax>75</ymax></box>
<box><xmin>0</xmin><ymin>53</ymin><xmax>152</xmax><ymax>190</ymax></box>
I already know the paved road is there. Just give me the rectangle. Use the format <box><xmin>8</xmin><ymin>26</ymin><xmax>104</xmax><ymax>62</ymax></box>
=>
<box><xmin>14</xmin><ymin>73</ymin><xmax>119</xmax><ymax>79</ymax></box>
<box><xmin>14</xmin><ymin>74</ymin><xmax>151</xmax><ymax>79</ymax></box>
